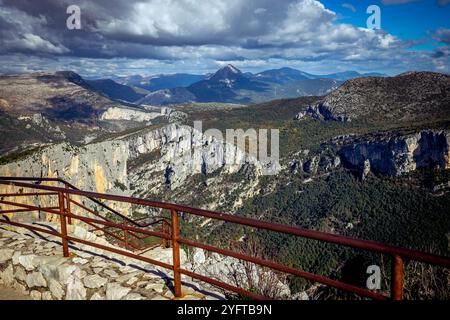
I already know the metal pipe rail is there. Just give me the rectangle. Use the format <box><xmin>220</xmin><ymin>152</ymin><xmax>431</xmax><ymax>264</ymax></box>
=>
<box><xmin>0</xmin><ymin>176</ymin><xmax>161</xmax><ymax>228</ymax></box>
<box><xmin>0</xmin><ymin>177</ymin><xmax>449</xmax><ymax>300</ymax></box>
<box><xmin>0</xmin><ymin>177</ymin><xmax>169</xmax><ymax>251</ymax></box>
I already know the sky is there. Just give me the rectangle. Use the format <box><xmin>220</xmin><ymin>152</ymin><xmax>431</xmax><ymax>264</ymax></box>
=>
<box><xmin>0</xmin><ymin>0</ymin><xmax>449</xmax><ymax>78</ymax></box>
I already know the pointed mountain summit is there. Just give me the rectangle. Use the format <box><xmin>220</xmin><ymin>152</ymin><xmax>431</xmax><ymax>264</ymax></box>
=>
<box><xmin>209</xmin><ymin>64</ymin><xmax>244</xmax><ymax>82</ymax></box>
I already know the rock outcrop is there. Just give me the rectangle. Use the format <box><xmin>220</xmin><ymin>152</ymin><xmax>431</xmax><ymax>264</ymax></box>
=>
<box><xmin>124</xmin><ymin>123</ymin><xmax>279</xmax><ymax>194</ymax></box>
<box><xmin>295</xmin><ymin>104</ymin><xmax>351</xmax><ymax>122</ymax></box>
<box><xmin>338</xmin><ymin>130</ymin><xmax>450</xmax><ymax>176</ymax></box>
<box><xmin>0</xmin><ymin>140</ymin><xmax>130</xmax><ymax>222</ymax></box>
<box><xmin>100</xmin><ymin>107</ymin><xmax>162</xmax><ymax>122</ymax></box>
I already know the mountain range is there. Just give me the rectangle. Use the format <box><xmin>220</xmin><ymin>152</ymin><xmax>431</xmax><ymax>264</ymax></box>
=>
<box><xmin>8</xmin><ymin>66</ymin><xmax>384</xmax><ymax>108</ymax></box>
<box><xmin>108</xmin><ymin>65</ymin><xmax>385</xmax><ymax>105</ymax></box>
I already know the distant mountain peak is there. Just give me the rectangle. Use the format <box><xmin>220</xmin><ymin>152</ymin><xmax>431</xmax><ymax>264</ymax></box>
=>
<box><xmin>222</xmin><ymin>64</ymin><xmax>241</xmax><ymax>73</ymax></box>
<box><xmin>210</xmin><ymin>64</ymin><xmax>243</xmax><ymax>81</ymax></box>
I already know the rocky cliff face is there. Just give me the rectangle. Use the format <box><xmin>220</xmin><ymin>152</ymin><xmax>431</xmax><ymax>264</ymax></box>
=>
<box><xmin>338</xmin><ymin>130</ymin><xmax>450</xmax><ymax>176</ymax></box>
<box><xmin>0</xmin><ymin>120</ymin><xmax>279</xmax><ymax>221</ymax></box>
<box><xmin>0</xmin><ymin>141</ymin><xmax>130</xmax><ymax>222</ymax></box>
<box><xmin>100</xmin><ymin>107</ymin><xmax>162</xmax><ymax>122</ymax></box>
<box><xmin>124</xmin><ymin>123</ymin><xmax>278</xmax><ymax>195</ymax></box>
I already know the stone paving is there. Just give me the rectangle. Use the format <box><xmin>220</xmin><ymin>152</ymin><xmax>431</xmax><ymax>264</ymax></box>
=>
<box><xmin>0</xmin><ymin>224</ymin><xmax>225</xmax><ymax>300</ymax></box>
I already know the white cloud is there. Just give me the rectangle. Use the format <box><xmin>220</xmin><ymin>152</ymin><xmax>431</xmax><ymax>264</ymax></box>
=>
<box><xmin>5</xmin><ymin>33</ymin><xmax>69</xmax><ymax>54</ymax></box>
<box><xmin>342</xmin><ymin>3</ymin><xmax>357</xmax><ymax>13</ymax></box>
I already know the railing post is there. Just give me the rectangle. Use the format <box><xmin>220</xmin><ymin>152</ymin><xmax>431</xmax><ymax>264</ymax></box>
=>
<box><xmin>171</xmin><ymin>209</ymin><xmax>182</xmax><ymax>297</ymax></box>
<box><xmin>58</xmin><ymin>192</ymin><xmax>70</xmax><ymax>257</ymax></box>
<box><xmin>123</xmin><ymin>221</ymin><xmax>129</xmax><ymax>250</ymax></box>
<box><xmin>391</xmin><ymin>255</ymin><xmax>404</xmax><ymax>300</ymax></box>
<box><xmin>162</xmin><ymin>221</ymin><xmax>170</xmax><ymax>249</ymax></box>
<box><xmin>161</xmin><ymin>221</ymin><xmax>166</xmax><ymax>248</ymax></box>
<box><xmin>64</xmin><ymin>189</ymin><xmax>72</xmax><ymax>225</ymax></box>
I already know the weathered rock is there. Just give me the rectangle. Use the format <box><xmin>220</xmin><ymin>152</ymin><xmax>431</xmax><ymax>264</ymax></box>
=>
<box><xmin>93</xmin><ymin>268</ymin><xmax>103</xmax><ymax>274</ymax></box>
<box><xmin>338</xmin><ymin>130</ymin><xmax>450</xmax><ymax>176</ymax></box>
<box><xmin>14</xmin><ymin>265</ymin><xmax>27</xmax><ymax>282</ymax></box>
<box><xmin>18</xmin><ymin>255</ymin><xmax>36</xmax><ymax>271</ymax></box>
<box><xmin>103</xmin><ymin>269</ymin><xmax>119</xmax><ymax>278</ymax></box>
<box><xmin>0</xmin><ymin>249</ymin><xmax>14</xmax><ymax>263</ymax></box>
<box><xmin>0</xmin><ymin>219</ymin><xmax>215</xmax><ymax>301</ymax></box>
<box><xmin>83</xmin><ymin>274</ymin><xmax>107</xmax><ymax>289</ymax></box>
<box><xmin>49</xmin><ymin>279</ymin><xmax>65</xmax><ymax>300</ymax></box>
<box><xmin>42</xmin><ymin>291</ymin><xmax>53</xmax><ymax>300</ymax></box>
<box><xmin>26</xmin><ymin>272</ymin><xmax>47</xmax><ymax>288</ymax></box>
<box><xmin>12</xmin><ymin>251</ymin><xmax>21</xmax><ymax>265</ymax></box>
<box><xmin>101</xmin><ymin>107</ymin><xmax>161</xmax><ymax>122</ymax></box>
<box><xmin>294</xmin><ymin>111</ymin><xmax>306</xmax><ymax>120</ymax></box>
<box><xmin>0</xmin><ymin>140</ymin><xmax>131</xmax><ymax>222</ymax></box>
<box><xmin>145</xmin><ymin>282</ymin><xmax>165</xmax><ymax>292</ymax></box>
<box><xmin>116</xmin><ymin>272</ymin><xmax>139</xmax><ymax>284</ymax></box>
<box><xmin>0</xmin><ymin>264</ymin><xmax>14</xmax><ymax>286</ymax></box>
<box><xmin>39</xmin><ymin>263</ymin><xmax>77</xmax><ymax>285</ymax></box>
<box><xmin>126</xmin><ymin>277</ymin><xmax>138</xmax><ymax>286</ymax></box>
<box><xmin>193</xmin><ymin>248</ymin><xmax>206</xmax><ymax>265</ymax></box>
<box><xmin>66</xmin><ymin>275</ymin><xmax>87</xmax><ymax>300</ymax></box>
<box><xmin>311</xmin><ymin>72</ymin><xmax>450</xmax><ymax>123</ymax></box>
<box><xmin>90</xmin><ymin>292</ymin><xmax>105</xmax><ymax>300</ymax></box>
<box><xmin>73</xmin><ymin>257</ymin><xmax>89</xmax><ymax>265</ymax></box>
<box><xmin>123</xmin><ymin>293</ymin><xmax>145</xmax><ymax>300</ymax></box>
<box><xmin>126</xmin><ymin>123</ymin><xmax>271</xmax><ymax>193</ymax></box>
<box><xmin>106</xmin><ymin>283</ymin><xmax>131</xmax><ymax>300</ymax></box>
<box><xmin>30</xmin><ymin>290</ymin><xmax>42</xmax><ymax>300</ymax></box>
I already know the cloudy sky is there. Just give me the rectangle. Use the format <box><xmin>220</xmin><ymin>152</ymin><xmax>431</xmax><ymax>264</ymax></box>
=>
<box><xmin>0</xmin><ymin>0</ymin><xmax>449</xmax><ymax>78</ymax></box>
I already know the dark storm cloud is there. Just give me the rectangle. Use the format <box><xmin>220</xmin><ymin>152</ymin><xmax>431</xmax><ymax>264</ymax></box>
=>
<box><xmin>0</xmin><ymin>0</ymin><xmax>403</xmax><ymax>58</ymax></box>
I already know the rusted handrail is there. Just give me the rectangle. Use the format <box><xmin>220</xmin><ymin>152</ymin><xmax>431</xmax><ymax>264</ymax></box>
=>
<box><xmin>0</xmin><ymin>177</ymin><xmax>170</xmax><ymax>252</ymax></box>
<box><xmin>0</xmin><ymin>177</ymin><xmax>161</xmax><ymax>228</ymax></box>
<box><xmin>0</xmin><ymin>177</ymin><xmax>449</xmax><ymax>300</ymax></box>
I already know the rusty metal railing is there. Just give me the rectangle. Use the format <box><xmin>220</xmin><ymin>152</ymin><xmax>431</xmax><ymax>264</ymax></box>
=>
<box><xmin>0</xmin><ymin>177</ymin><xmax>170</xmax><ymax>252</ymax></box>
<box><xmin>0</xmin><ymin>177</ymin><xmax>449</xmax><ymax>300</ymax></box>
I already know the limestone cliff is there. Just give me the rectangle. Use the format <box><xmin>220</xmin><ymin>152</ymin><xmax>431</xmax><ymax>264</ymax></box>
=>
<box><xmin>123</xmin><ymin>123</ymin><xmax>278</xmax><ymax>195</ymax></box>
<box><xmin>0</xmin><ymin>141</ymin><xmax>130</xmax><ymax>222</ymax></box>
<box><xmin>100</xmin><ymin>107</ymin><xmax>162</xmax><ymax>122</ymax></box>
<box><xmin>338</xmin><ymin>130</ymin><xmax>450</xmax><ymax>176</ymax></box>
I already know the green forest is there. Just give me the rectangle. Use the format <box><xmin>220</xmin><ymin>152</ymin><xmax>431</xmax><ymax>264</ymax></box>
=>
<box><xmin>179</xmin><ymin>168</ymin><xmax>450</xmax><ymax>299</ymax></box>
